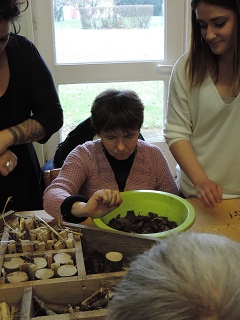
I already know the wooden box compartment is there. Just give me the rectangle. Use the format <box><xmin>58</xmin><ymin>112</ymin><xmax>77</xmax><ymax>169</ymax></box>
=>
<box><xmin>0</xmin><ymin>272</ymin><xmax>125</xmax><ymax>320</ymax></box>
<box><xmin>0</xmin><ymin>218</ymin><xmax>158</xmax><ymax>320</ymax></box>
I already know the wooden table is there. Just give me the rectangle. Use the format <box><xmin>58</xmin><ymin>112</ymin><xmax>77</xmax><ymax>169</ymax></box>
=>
<box><xmin>187</xmin><ymin>198</ymin><xmax>240</xmax><ymax>242</ymax></box>
<box><xmin>20</xmin><ymin>197</ymin><xmax>240</xmax><ymax>243</ymax></box>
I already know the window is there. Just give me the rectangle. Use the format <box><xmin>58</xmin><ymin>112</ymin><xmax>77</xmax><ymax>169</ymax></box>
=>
<box><xmin>53</xmin><ymin>1</ymin><xmax>165</xmax><ymax>64</ymax></box>
<box><xmin>29</xmin><ymin>0</ymin><xmax>189</xmax><ymax>172</ymax></box>
<box><xmin>58</xmin><ymin>81</ymin><xmax>164</xmax><ymax>142</ymax></box>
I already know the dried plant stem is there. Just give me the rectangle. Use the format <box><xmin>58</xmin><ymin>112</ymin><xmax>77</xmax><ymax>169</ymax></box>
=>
<box><xmin>1</xmin><ymin>197</ymin><xmax>15</xmax><ymax>231</ymax></box>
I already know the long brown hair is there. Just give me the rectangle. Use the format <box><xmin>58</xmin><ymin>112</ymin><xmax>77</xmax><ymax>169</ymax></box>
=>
<box><xmin>186</xmin><ymin>0</ymin><xmax>240</xmax><ymax>92</ymax></box>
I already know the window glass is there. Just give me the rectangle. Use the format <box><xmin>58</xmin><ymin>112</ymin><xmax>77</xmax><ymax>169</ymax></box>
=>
<box><xmin>53</xmin><ymin>0</ymin><xmax>164</xmax><ymax>63</ymax></box>
<box><xmin>59</xmin><ymin>81</ymin><xmax>164</xmax><ymax>142</ymax></box>
<box><xmin>31</xmin><ymin>0</ymin><xmax>184</xmax><ymax>164</ymax></box>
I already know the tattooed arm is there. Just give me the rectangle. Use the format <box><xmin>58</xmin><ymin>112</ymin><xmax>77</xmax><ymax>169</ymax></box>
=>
<box><xmin>0</xmin><ymin>119</ymin><xmax>46</xmax><ymax>155</ymax></box>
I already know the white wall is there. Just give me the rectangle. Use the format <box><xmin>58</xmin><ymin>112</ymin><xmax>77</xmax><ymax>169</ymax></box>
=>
<box><xmin>19</xmin><ymin>2</ymin><xmax>34</xmax><ymax>41</ymax></box>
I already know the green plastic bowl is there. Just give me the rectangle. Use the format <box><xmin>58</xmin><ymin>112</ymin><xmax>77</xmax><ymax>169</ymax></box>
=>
<box><xmin>93</xmin><ymin>190</ymin><xmax>195</xmax><ymax>238</ymax></box>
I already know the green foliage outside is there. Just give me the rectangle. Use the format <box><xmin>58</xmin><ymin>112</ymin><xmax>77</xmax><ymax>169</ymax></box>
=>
<box><xmin>59</xmin><ymin>81</ymin><xmax>164</xmax><ymax>140</ymax></box>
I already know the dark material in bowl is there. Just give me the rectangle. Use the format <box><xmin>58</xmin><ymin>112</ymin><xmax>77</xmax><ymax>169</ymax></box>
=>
<box><xmin>108</xmin><ymin>210</ymin><xmax>177</xmax><ymax>234</ymax></box>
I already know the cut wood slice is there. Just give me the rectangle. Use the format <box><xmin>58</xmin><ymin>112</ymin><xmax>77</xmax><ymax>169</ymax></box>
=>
<box><xmin>105</xmin><ymin>252</ymin><xmax>123</xmax><ymax>262</ymax></box>
<box><xmin>53</xmin><ymin>252</ymin><xmax>72</xmax><ymax>265</ymax></box>
<box><xmin>35</xmin><ymin>268</ymin><xmax>55</xmax><ymax>280</ymax></box>
<box><xmin>105</xmin><ymin>252</ymin><xmax>123</xmax><ymax>271</ymax></box>
<box><xmin>3</xmin><ymin>257</ymin><xmax>25</xmax><ymax>273</ymax></box>
<box><xmin>6</xmin><ymin>271</ymin><xmax>29</xmax><ymax>283</ymax></box>
<box><xmin>33</xmin><ymin>257</ymin><xmax>48</xmax><ymax>270</ymax></box>
<box><xmin>57</xmin><ymin>265</ymin><xmax>77</xmax><ymax>277</ymax></box>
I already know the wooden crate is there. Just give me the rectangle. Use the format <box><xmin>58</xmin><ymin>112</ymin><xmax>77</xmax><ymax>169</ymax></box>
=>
<box><xmin>0</xmin><ymin>220</ymin><xmax>159</xmax><ymax>320</ymax></box>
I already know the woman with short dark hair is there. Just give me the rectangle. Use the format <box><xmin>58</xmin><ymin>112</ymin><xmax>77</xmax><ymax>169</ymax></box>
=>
<box><xmin>44</xmin><ymin>89</ymin><xmax>178</xmax><ymax>223</ymax></box>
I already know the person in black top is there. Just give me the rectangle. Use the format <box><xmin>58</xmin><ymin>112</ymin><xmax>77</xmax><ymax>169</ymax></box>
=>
<box><xmin>0</xmin><ymin>0</ymin><xmax>63</xmax><ymax>212</ymax></box>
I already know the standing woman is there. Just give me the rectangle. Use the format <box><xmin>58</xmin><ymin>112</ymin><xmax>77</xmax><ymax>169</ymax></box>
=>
<box><xmin>164</xmin><ymin>0</ymin><xmax>240</xmax><ymax>208</ymax></box>
<box><xmin>0</xmin><ymin>0</ymin><xmax>63</xmax><ymax>212</ymax></box>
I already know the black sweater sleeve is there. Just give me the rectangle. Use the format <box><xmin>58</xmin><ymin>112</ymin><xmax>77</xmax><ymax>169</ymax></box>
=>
<box><xmin>60</xmin><ymin>195</ymin><xmax>88</xmax><ymax>223</ymax></box>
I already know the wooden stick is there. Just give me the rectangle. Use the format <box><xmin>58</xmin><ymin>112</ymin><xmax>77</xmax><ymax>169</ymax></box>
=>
<box><xmin>81</xmin><ymin>288</ymin><xmax>103</xmax><ymax>306</ymax></box>
<box><xmin>68</xmin><ymin>305</ymin><xmax>76</xmax><ymax>320</ymax></box>
<box><xmin>45</xmin><ymin>304</ymin><xmax>69</xmax><ymax>314</ymax></box>
<box><xmin>33</xmin><ymin>296</ymin><xmax>56</xmax><ymax>316</ymax></box>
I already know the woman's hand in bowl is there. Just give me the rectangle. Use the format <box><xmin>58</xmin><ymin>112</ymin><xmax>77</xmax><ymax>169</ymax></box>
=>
<box><xmin>72</xmin><ymin>189</ymin><xmax>123</xmax><ymax>219</ymax></box>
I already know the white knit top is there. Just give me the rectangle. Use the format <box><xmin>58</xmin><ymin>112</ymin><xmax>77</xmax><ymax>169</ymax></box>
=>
<box><xmin>164</xmin><ymin>52</ymin><xmax>240</xmax><ymax>199</ymax></box>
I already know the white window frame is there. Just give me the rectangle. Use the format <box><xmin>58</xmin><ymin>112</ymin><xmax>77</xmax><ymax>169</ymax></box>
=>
<box><xmin>21</xmin><ymin>0</ymin><xmax>191</xmax><ymax>173</ymax></box>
